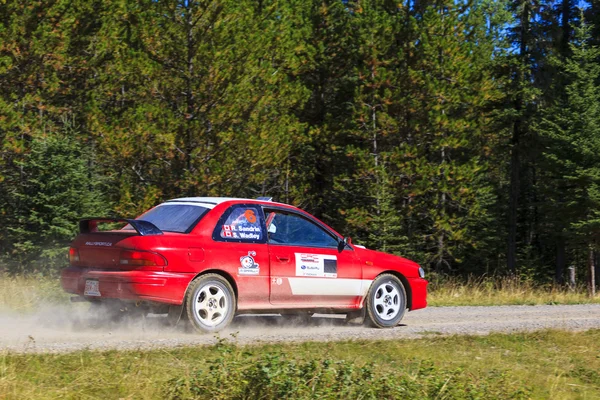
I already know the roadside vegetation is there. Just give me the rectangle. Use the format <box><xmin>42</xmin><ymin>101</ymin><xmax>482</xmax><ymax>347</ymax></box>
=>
<box><xmin>427</xmin><ymin>275</ymin><xmax>600</xmax><ymax>307</ymax></box>
<box><xmin>1</xmin><ymin>330</ymin><xmax>599</xmax><ymax>399</ymax></box>
<box><xmin>1</xmin><ymin>273</ymin><xmax>597</xmax><ymax>313</ymax></box>
<box><xmin>0</xmin><ymin>274</ymin><xmax>69</xmax><ymax>313</ymax></box>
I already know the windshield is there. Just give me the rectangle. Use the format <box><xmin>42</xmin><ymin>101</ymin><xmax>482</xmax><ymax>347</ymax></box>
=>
<box><xmin>134</xmin><ymin>204</ymin><xmax>210</xmax><ymax>233</ymax></box>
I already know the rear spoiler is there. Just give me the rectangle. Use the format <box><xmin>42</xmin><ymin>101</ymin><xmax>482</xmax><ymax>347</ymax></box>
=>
<box><xmin>79</xmin><ymin>218</ymin><xmax>163</xmax><ymax>236</ymax></box>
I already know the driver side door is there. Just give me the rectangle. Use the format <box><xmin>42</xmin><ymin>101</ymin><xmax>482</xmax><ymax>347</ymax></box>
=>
<box><xmin>266</xmin><ymin>209</ymin><xmax>362</xmax><ymax>307</ymax></box>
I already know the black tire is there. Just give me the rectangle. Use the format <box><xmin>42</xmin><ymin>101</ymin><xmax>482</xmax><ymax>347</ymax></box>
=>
<box><xmin>364</xmin><ymin>274</ymin><xmax>407</xmax><ymax>328</ymax></box>
<box><xmin>185</xmin><ymin>274</ymin><xmax>236</xmax><ymax>333</ymax></box>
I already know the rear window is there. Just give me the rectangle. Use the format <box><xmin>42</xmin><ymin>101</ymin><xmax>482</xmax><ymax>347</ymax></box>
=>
<box><xmin>134</xmin><ymin>204</ymin><xmax>209</xmax><ymax>233</ymax></box>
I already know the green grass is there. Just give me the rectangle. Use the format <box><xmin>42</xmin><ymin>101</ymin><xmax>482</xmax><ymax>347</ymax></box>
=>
<box><xmin>1</xmin><ymin>330</ymin><xmax>600</xmax><ymax>399</ymax></box>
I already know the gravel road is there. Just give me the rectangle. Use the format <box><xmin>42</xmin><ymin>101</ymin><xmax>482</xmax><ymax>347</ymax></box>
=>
<box><xmin>1</xmin><ymin>304</ymin><xmax>599</xmax><ymax>353</ymax></box>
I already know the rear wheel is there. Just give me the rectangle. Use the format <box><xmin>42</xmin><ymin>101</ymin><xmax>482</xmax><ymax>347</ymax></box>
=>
<box><xmin>365</xmin><ymin>274</ymin><xmax>407</xmax><ymax>328</ymax></box>
<box><xmin>185</xmin><ymin>274</ymin><xmax>236</xmax><ymax>333</ymax></box>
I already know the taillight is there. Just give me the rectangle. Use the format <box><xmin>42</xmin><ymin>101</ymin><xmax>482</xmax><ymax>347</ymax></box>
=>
<box><xmin>69</xmin><ymin>247</ymin><xmax>80</xmax><ymax>264</ymax></box>
<box><xmin>119</xmin><ymin>249</ymin><xmax>167</xmax><ymax>268</ymax></box>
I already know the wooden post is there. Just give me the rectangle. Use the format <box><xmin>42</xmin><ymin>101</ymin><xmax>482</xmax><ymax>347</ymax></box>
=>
<box><xmin>589</xmin><ymin>247</ymin><xmax>596</xmax><ymax>298</ymax></box>
<box><xmin>568</xmin><ymin>266</ymin><xmax>576</xmax><ymax>290</ymax></box>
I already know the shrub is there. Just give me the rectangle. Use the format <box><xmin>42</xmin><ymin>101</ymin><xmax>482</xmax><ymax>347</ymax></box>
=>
<box><xmin>164</xmin><ymin>341</ymin><xmax>531</xmax><ymax>399</ymax></box>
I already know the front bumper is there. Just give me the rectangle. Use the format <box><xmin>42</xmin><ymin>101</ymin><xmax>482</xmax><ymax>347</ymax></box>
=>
<box><xmin>407</xmin><ymin>277</ymin><xmax>428</xmax><ymax>310</ymax></box>
<box><xmin>61</xmin><ymin>266</ymin><xmax>195</xmax><ymax>305</ymax></box>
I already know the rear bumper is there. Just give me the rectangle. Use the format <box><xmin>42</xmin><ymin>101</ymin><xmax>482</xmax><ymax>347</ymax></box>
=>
<box><xmin>407</xmin><ymin>277</ymin><xmax>428</xmax><ymax>310</ymax></box>
<box><xmin>61</xmin><ymin>266</ymin><xmax>195</xmax><ymax>305</ymax></box>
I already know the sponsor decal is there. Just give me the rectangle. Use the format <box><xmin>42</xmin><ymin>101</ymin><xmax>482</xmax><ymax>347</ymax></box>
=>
<box><xmin>239</xmin><ymin>232</ymin><xmax>260</xmax><ymax>240</ymax></box>
<box><xmin>239</xmin><ymin>251</ymin><xmax>260</xmax><ymax>275</ymax></box>
<box><xmin>221</xmin><ymin>224</ymin><xmax>261</xmax><ymax>240</ymax></box>
<box><xmin>294</xmin><ymin>253</ymin><xmax>337</xmax><ymax>278</ymax></box>
<box><xmin>220</xmin><ymin>212</ymin><xmax>262</xmax><ymax>241</ymax></box>
<box><xmin>85</xmin><ymin>241</ymin><xmax>112</xmax><ymax>247</ymax></box>
<box><xmin>288</xmin><ymin>278</ymin><xmax>372</xmax><ymax>296</ymax></box>
<box><xmin>244</xmin><ymin>209</ymin><xmax>257</xmax><ymax>224</ymax></box>
<box><xmin>271</xmin><ymin>277</ymin><xmax>283</xmax><ymax>286</ymax></box>
<box><xmin>223</xmin><ymin>224</ymin><xmax>261</xmax><ymax>233</ymax></box>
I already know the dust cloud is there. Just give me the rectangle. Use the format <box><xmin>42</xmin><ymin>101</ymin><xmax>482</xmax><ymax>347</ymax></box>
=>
<box><xmin>0</xmin><ymin>303</ymin><xmax>357</xmax><ymax>354</ymax></box>
<box><xmin>4</xmin><ymin>304</ymin><xmax>600</xmax><ymax>353</ymax></box>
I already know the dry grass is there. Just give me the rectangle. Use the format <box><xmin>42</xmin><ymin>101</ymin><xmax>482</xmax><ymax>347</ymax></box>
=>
<box><xmin>428</xmin><ymin>275</ymin><xmax>600</xmax><ymax>306</ymax></box>
<box><xmin>0</xmin><ymin>274</ymin><xmax>70</xmax><ymax>313</ymax></box>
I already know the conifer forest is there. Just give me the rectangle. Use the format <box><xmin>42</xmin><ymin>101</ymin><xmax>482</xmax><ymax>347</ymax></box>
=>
<box><xmin>1</xmin><ymin>0</ymin><xmax>600</xmax><ymax>289</ymax></box>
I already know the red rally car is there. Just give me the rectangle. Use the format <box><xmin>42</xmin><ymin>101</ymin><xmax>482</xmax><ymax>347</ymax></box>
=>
<box><xmin>61</xmin><ymin>197</ymin><xmax>428</xmax><ymax>332</ymax></box>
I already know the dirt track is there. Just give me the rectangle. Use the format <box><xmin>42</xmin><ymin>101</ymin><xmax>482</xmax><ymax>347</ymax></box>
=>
<box><xmin>1</xmin><ymin>304</ymin><xmax>599</xmax><ymax>353</ymax></box>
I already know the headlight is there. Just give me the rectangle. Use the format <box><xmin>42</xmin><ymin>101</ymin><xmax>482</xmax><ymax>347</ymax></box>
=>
<box><xmin>418</xmin><ymin>267</ymin><xmax>425</xmax><ymax>279</ymax></box>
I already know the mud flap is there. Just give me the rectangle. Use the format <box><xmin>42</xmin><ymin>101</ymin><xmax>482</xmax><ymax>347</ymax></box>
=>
<box><xmin>167</xmin><ymin>304</ymin><xmax>185</xmax><ymax>327</ymax></box>
<box><xmin>345</xmin><ymin>308</ymin><xmax>366</xmax><ymax>325</ymax></box>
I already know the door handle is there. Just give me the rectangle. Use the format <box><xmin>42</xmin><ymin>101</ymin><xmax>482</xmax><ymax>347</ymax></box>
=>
<box><xmin>276</xmin><ymin>256</ymin><xmax>290</xmax><ymax>262</ymax></box>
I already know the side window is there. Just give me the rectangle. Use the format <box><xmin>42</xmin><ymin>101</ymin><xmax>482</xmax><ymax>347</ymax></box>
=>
<box><xmin>267</xmin><ymin>211</ymin><xmax>339</xmax><ymax>248</ymax></box>
<box><xmin>216</xmin><ymin>205</ymin><xmax>265</xmax><ymax>242</ymax></box>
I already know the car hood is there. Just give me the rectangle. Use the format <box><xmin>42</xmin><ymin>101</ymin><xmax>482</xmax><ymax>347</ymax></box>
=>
<box><xmin>353</xmin><ymin>246</ymin><xmax>421</xmax><ymax>278</ymax></box>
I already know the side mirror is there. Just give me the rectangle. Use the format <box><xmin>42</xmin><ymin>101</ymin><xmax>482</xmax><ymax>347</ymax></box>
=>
<box><xmin>337</xmin><ymin>237</ymin><xmax>351</xmax><ymax>253</ymax></box>
<box><xmin>268</xmin><ymin>223</ymin><xmax>277</xmax><ymax>234</ymax></box>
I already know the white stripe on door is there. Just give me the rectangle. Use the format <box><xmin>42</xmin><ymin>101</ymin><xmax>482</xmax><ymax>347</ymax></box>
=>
<box><xmin>288</xmin><ymin>278</ymin><xmax>372</xmax><ymax>296</ymax></box>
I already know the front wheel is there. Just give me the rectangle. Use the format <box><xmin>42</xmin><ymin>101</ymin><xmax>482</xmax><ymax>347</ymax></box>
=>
<box><xmin>365</xmin><ymin>274</ymin><xmax>407</xmax><ymax>328</ymax></box>
<box><xmin>185</xmin><ymin>274</ymin><xmax>236</xmax><ymax>333</ymax></box>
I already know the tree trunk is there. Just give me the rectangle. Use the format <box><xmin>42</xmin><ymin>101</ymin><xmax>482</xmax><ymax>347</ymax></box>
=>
<box><xmin>508</xmin><ymin>1</ymin><xmax>530</xmax><ymax>275</ymax></box>
<box><xmin>437</xmin><ymin>145</ymin><xmax>446</xmax><ymax>272</ymax></box>
<box><xmin>507</xmin><ymin>131</ymin><xmax>520</xmax><ymax>273</ymax></box>
<box><xmin>186</xmin><ymin>5</ymin><xmax>194</xmax><ymax>194</ymax></box>
<box><xmin>561</xmin><ymin>0</ymin><xmax>571</xmax><ymax>57</ymax></box>
<box><xmin>589</xmin><ymin>246</ymin><xmax>596</xmax><ymax>297</ymax></box>
<box><xmin>555</xmin><ymin>234</ymin><xmax>565</xmax><ymax>284</ymax></box>
<box><xmin>596</xmin><ymin>251</ymin><xmax>600</xmax><ymax>293</ymax></box>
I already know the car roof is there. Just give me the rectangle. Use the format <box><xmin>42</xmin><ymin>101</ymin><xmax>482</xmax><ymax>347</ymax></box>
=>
<box><xmin>163</xmin><ymin>197</ymin><xmax>288</xmax><ymax>209</ymax></box>
<box><xmin>162</xmin><ymin>197</ymin><xmax>340</xmax><ymax>238</ymax></box>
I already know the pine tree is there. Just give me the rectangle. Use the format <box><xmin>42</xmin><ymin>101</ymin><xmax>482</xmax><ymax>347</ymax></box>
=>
<box><xmin>333</xmin><ymin>0</ymin><xmax>411</xmax><ymax>254</ymax></box>
<box><xmin>540</xmin><ymin>13</ymin><xmax>600</xmax><ymax>293</ymax></box>
<box><xmin>3</xmin><ymin>119</ymin><xmax>108</xmax><ymax>273</ymax></box>
<box><xmin>279</xmin><ymin>0</ymin><xmax>359</xmax><ymax>222</ymax></box>
<box><xmin>336</xmin><ymin>0</ymin><xmax>502</xmax><ymax>271</ymax></box>
<box><xmin>0</xmin><ymin>0</ymin><xmax>110</xmax><ymax>270</ymax></box>
<box><xmin>86</xmin><ymin>0</ymin><xmax>315</xmax><ymax>215</ymax></box>
<box><xmin>398</xmin><ymin>0</ymin><xmax>500</xmax><ymax>271</ymax></box>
